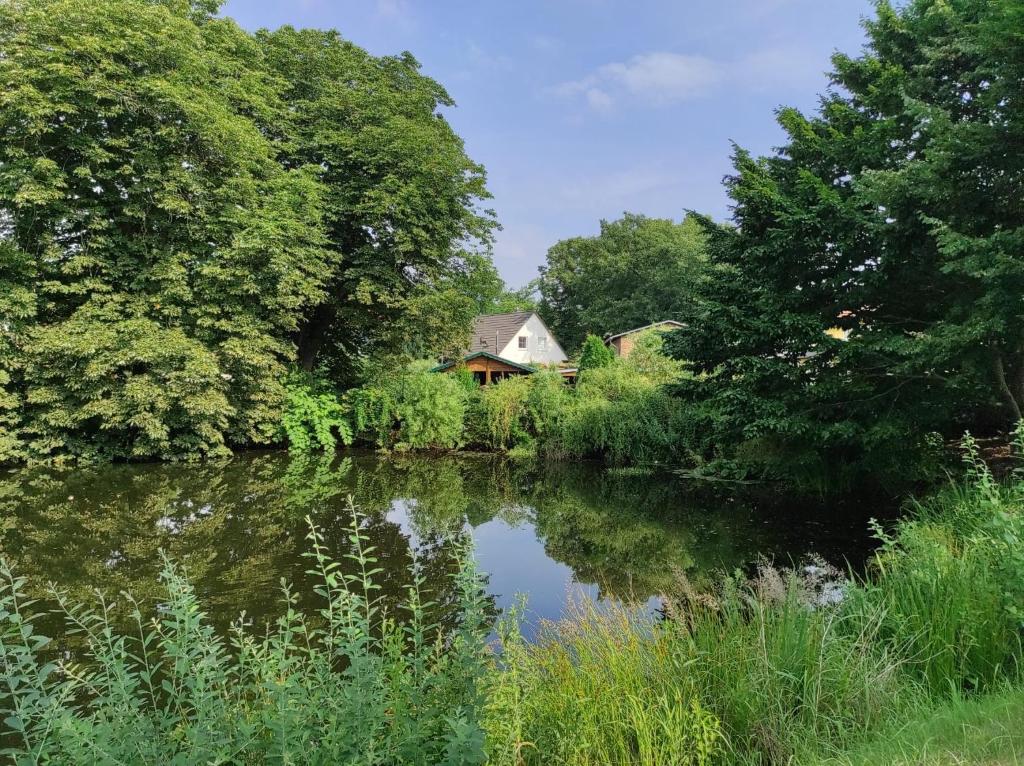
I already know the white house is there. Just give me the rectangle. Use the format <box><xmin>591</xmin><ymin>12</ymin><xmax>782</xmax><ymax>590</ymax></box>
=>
<box><xmin>469</xmin><ymin>311</ymin><xmax>568</xmax><ymax>365</ymax></box>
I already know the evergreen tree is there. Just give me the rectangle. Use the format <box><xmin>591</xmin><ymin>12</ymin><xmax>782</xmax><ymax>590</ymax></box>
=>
<box><xmin>667</xmin><ymin>0</ymin><xmax>1024</xmax><ymax>485</ymax></box>
<box><xmin>577</xmin><ymin>335</ymin><xmax>614</xmax><ymax>374</ymax></box>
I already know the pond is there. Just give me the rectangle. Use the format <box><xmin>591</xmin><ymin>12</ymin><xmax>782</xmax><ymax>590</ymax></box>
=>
<box><xmin>0</xmin><ymin>451</ymin><xmax>891</xmax><ymax>646</ymax></box>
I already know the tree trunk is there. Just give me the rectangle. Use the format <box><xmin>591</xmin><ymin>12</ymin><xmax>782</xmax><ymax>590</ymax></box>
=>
<box><xmin>991</xmin><ymin>343</ymin><xmax>1022</xmax><ymax>422</ymax></box>
<box><xmin>1013</xmin><ymin>337</ymin><xmax>1024</xmax><ymax>417</ymax></box>
<box><xmin>296</xmin><ymin>304</ymin><xmax>335</xmax><ymax>373</ymax></box>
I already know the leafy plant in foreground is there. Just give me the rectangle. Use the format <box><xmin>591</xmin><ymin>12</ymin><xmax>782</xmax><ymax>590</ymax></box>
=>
<box><xmin>0</xmin><ymin>509</ymin><xmax>492</xmax><ymax>765</ymax></box>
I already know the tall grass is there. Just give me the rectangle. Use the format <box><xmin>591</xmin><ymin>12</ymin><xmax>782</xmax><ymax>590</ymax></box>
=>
<box><xmin>485</xmin><ymin>570</ymin><xmax>919</xmax><ymax>766</ymax></box>
<box><xmin>0</xmin><ymin>508</ymin><xmax>492</xmax><ymax>765</ymax></box>
<box><xmin>849</xmin><ymin>436</ymin><xmax>1024</xmax><ymax>694</ymax></box>
<box><xmin>485</xmin><ymin>598</ymin><xmax>722</xmax><ymax>766</ymax></box>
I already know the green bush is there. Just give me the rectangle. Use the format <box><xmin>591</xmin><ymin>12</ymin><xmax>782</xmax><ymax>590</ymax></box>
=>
<box><xmin>0</xmin><ymin>511</ymin><xmax>492</xmax><ymax>765</ymax></box>
<box><xmin>470</xmin><ymin>371</ymin><xmax>570</xmax><ymax>452</ymax></box>
<box><xmin>349</xmin><ymin>362</ymin><xmax>468</xmax><ymax>450</ymax></box>
<box><xmin>336</xmin><ymin>346</ymin><xmax>686</xmax><ymax>465</ymax></box>
<box><xmin>476</xmin><ymin>376</ymin><xmax>533</xmax><ymax>450</ymax></box>
<box><xmin>576</xmin><ymin>333</ymin><xmax>614</xmax><ymax>373</ymax></box>
<box><xmin>543</xmin><ymin>363</ymin><xmax>687</xmax><ymax>464</ymax></box>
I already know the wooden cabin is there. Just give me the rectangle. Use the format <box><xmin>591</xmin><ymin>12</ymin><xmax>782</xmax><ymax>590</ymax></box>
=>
<box><xmin>432</xmin><ymin>351</ymin><xmax>536</xmax><ymax>385</ymax></box>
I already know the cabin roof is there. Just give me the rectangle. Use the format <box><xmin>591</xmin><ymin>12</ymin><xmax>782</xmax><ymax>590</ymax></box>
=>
<box><xmin>603</xmin><ymin>320</ymin><xmax>685</xmax><ymax>343</ymax></box>
<box><xmin>469</xmin><ymin>311</ymin><xmax>535</xmax><ymax>353</ymax></box>
<box><xmin>430</xmin><ymin>351</ymin><xmax>537</xmax><ymax>374</ymax></box>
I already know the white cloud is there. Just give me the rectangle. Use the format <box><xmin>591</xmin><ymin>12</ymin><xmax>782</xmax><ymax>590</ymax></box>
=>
<box><xmin>585</xmin><ymin>87</ymin><xmax>614</xmax><ymax>112</ymax></box>
<box><xmin>552</xmin><ymin>52</ymin><xmax>722</xmax><ymax>110</ymax></box>
<box><xmin>553</xmin><ymin>46</ymin><xmax>828</xmax><ymax>112</ymax></box>
<box><xmin>557</xmin><ymin>167</ymin><xmax>677</xmax><ymax>209</ymax></box>
<box><xmin>600</xmin><ymin>53</ymin><xmax>722</xmax><ymax>104</ymax></box>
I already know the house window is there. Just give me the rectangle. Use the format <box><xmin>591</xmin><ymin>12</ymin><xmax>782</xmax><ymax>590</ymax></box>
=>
<box><xmin>518</xmin><ymin>336</ymin><xmax>527</xmax><ymax>349</ymax></box>
<box><xmin>538</xmin><ymin>337</ymin><xmax>548</xmax><ymax>352</ymax></box>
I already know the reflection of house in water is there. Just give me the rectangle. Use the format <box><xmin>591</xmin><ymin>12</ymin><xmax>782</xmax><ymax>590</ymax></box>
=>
<box><xmin>433</xmin><ymin>311</ymin><xmax>573</xmax><ymax>384</ymax></box>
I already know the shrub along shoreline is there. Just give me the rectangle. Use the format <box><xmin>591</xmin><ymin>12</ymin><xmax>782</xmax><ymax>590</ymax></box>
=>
<box><xmin>2</xmin><ymin>443</ymin><xmax>1022</xmax><ymax>764</ymax></box>
<box><xmin>283</xmin><ymin>329</ymin><xmax>697</xmax><ymax>469</ymax></box>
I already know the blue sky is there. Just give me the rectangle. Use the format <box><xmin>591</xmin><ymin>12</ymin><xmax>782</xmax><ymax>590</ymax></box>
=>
<box><xmin>222</xmin><ymin>0</ymin><xmax>873</xmax><ymax>287</ymax></box>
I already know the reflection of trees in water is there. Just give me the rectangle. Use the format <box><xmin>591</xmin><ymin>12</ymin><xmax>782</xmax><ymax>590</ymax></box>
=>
<box><xmin>0</xmin><ymin>452</ymin><xmax>872</xmax><ymax>655</ymax></box>
<box><xmin>525</xmin><ymin>467</ymin><xmax>761</xmax><ymax>601</ymax></box>
<box><xmin>0</xmin><ymin>454</ymin><xmax>493</xmax><ymax>659</ymax></box>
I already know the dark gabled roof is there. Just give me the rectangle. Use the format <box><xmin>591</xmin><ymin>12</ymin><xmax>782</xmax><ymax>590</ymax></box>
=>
<box><xmin>469</xmin><ymin>311</ymin><xmax>534</xmax><ymax>354</ymax></box>
<box><xmin>603</xmin><ymin>320</ymin><xmax>685</xmax><ymax>343</ymax></box>
<box><xmin>430</xmin><ymin>351</ymin><xmax>537</xmax><ymax>374</ymax></box>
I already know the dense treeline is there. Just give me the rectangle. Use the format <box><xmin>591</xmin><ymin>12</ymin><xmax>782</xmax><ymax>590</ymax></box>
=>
<box><xmin>0</xmin><ymin>0</ymin><xmax>499</xmax><ymax>463</ymax></box>
<box><xmin>4</xmin><ymin>0</ymin><xmax>1023</xmax><ymax>494</ymax></box>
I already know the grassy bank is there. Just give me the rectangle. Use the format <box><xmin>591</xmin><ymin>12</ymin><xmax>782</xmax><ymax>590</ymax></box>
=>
<box><xmin>808</xmin><ymin>687</ymin><xmax>1024</xmax><ymax>766</ymax></box>
<box><xmin>1</xmin><ymin>451</ymin><xmax>1022</xmax><ymax>764</ymax></box>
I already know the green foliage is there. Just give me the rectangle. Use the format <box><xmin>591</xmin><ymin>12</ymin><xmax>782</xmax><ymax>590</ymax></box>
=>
<box><xmin>807</xmin><ymin>687</ymin><xmax>1024</xmax><ymax>766</ymax></box>
<box><xmin>538</xmin><ymin>213</ymin><xmax>707</xmax><ymax>354</ymax></box>
<box><xmin>265</xmin><ymin>27</ymin><xmax>497</xmax><ymax>377</ymax></box>
<box><xmin>576</xmin><ymin>334</ymin><xmax>614</xmax><ymax>374</ymax></box>
<box><xmin>0</xmin><ymin>0</ymin><xmax>494</xmax><ymax>461</ymax></box>
<box><xmin>348</xmin><ymin>354</ymin><xmax>684</xmax><ymax>465</ymax></box>
<box><xmin>0</xmin><ymin>0</ymin><xmax>335</xmax><ymax>461</ymax></box>
<box><xmin>280</xmin><ymin>372</ymin><xmax>353</xmax><ymax>452</ymax></box>
<box><xmin>0</xmin><ymin>512</ymin><xmax>492</xmax><ymax>765</ymax></box>
<box><xmin>348</xmin><ymin>362</ymin><xmax>468</xmax><ymax>450</ymax></box>
<box><xmin>667</xmin><ymin>0</ymin><xmax>1024</xmax><ymax>486</ymax></box>
<box><xmin>465</xmin><ymin>371</ymin><xmax>569</xmax><ymax>452</ymax></box>
<box><xmin>338</xmin><ymin>354</ymin><xmax>684</xmax><ymax>466</ymax></box>
<box><xmin>546</xmin><ymin>363</ymin><xmax>687</xmax><ymax>464</ymax></box>
<box><xmin>476</xmin><ymin>376</ymin><xmax>534</xmax><ymax>450</ymax></box>
<box><xmin>24</xmin><ymin>315</ymin><xmax>236</xmax><ymax>461</ymax></box>
<box><xmin>624</xmin><ymin>329</ymin><xmax>689</xmax><ymax>385</ymax></box>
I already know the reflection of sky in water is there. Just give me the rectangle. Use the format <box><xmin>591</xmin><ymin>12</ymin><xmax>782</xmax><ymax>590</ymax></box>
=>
<box><xmin>387</xmin><ymin>500</ymin><xmax>661</xmax><ymax>631</ymax></box>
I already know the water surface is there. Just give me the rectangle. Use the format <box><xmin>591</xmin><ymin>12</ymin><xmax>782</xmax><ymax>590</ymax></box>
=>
<box><xmin>1</xmin><ymin>451</ymin><xmax>887</xmax><ymax>643</ymax></box>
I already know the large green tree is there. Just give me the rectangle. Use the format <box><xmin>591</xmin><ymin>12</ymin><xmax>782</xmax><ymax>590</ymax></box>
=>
<box><xmin>258</xmin><ymin>27</ymin><xmax>495</xmax><ymax>380</ymax></box>
<box><xmin>666</xmin><ymin>0</ymin><xmax>1024</xmax><ymax>486</ymax></box>
<box><xmin>0</xmin><ymin>0</ymin><xmax>332</xmax><ymax>460</ymax></box>
<box><xmin>537</xmin><ymin>213</ymin><xmax>706</xmax><ymax>353</ymax></box>
<box><xmin>0</xmin><ymin>0</ymin><xmax>494</xmax><ymax>461</ymax></box>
